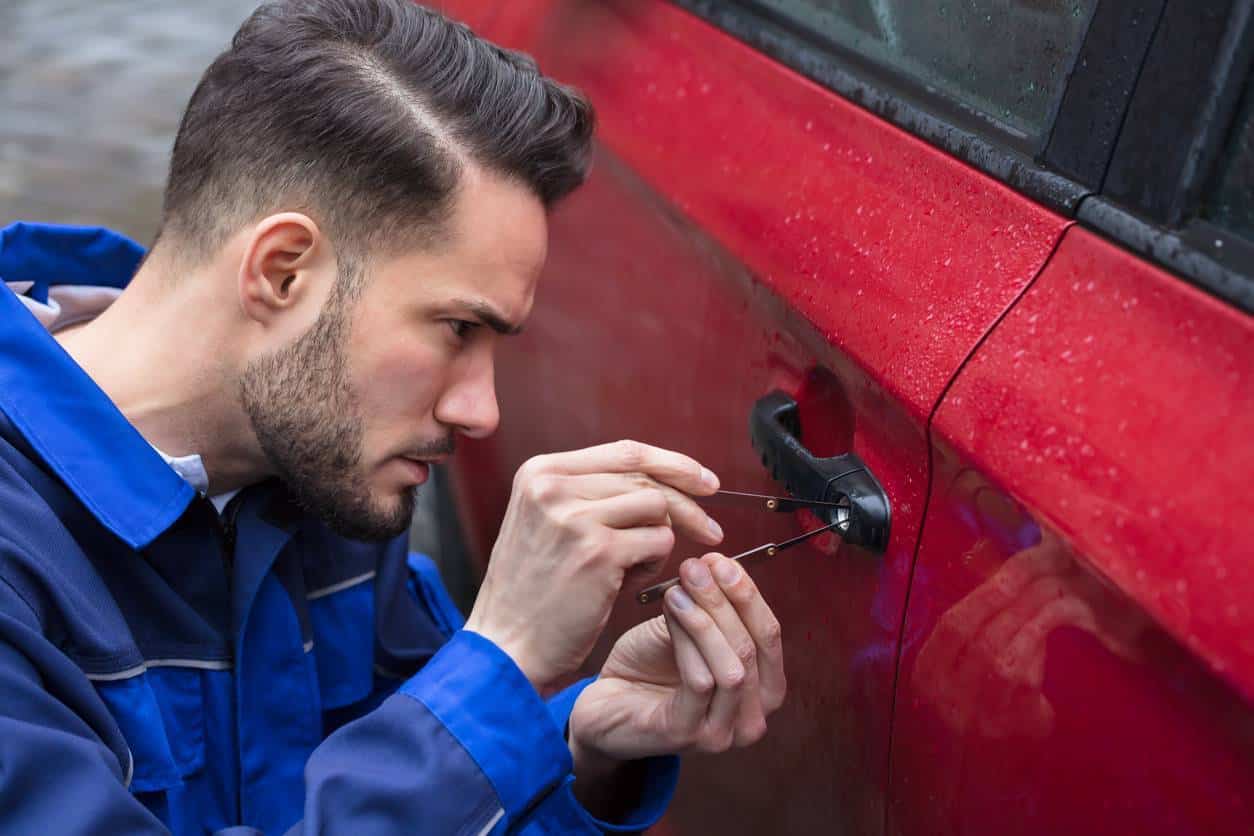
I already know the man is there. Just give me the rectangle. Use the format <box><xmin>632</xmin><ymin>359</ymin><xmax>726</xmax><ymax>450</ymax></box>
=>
<box><xmin>0</xmin><ymin>1</ymin><xmax>785</xmax><ymax>834</ymax></box>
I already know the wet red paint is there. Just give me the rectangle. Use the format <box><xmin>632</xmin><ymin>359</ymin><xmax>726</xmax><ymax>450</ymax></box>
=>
<box><xmin>890</xmin><ymin>229</ymin><xmax>1254</xmax><ymax>835</ymax></box>
<box><xmin>439</xmin><ymin>1</ymin><xmax>1066</xmax><ymax>832</ymax></box>
<box><xmin>436</xmin><ymin>1</ymin><xmax>1254</xmax><ymax>833</ymax></box>
<box><xmin>500</xmin><ymin>0</ymin><xmax>1063</xmax><ymax>425</ymax></box>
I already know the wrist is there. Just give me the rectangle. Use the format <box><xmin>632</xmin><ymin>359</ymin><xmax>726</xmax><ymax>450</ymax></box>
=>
<box><xmin>568</xmin><ymin>724</ymin><xmax>632</xmax><ymax>820</ymax></box>
<box><xmin>568</xmin><ymin>728</ymin><xmax>622</xmax><ymax>785</ymax></box>
<box><xmin>462</xmin><ymin>619</ymin><xmax>548</xmax><ymax>691</ymax></box>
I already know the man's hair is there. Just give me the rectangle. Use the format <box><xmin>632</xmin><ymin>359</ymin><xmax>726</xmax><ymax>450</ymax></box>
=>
<box><xmin>159</xmin><ymin>0</ymin><xmax>594</xmax><ymax>267</ymax></box>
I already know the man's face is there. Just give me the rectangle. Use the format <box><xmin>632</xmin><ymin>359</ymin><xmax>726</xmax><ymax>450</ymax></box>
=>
<box><xmin>240</xmin><ymin>166</ymin><xmax>547</xmax><ymax>540</ymax></box>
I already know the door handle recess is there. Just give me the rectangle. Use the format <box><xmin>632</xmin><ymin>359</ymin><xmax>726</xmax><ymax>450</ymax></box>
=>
<box><xmin>749</xmin><ymin>391</ymin><xmax>891</xmax><ymax>554</ymax></box>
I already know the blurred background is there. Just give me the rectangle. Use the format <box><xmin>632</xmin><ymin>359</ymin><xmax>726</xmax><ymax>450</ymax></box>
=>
<box><xmin>0</xmin><ymin>0</ymin><xmax>476</xmax><ymax>609</ymax></box>
<box><xmin>0</xmin><ymin>0</ymin><xmax>260</xmax><ymax>241</ymax></box>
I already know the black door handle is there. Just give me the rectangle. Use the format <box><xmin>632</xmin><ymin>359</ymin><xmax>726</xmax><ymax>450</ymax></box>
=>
<box><xmin>749</xmin><ymin>391</ymin><xmax>891</xmax><ymax>554</ymax></box>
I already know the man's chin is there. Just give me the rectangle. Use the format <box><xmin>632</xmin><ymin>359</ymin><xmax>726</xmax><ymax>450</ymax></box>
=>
<box><xmin>307</xmin><ymin>487</ymin><xmax>416</xmax><ymax>543</ymax></box>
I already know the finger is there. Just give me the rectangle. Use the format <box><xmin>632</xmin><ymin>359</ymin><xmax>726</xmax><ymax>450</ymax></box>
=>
<box><xmin>951</xmin><ymin>584</ymin><xmax>1090</xmax><ymax>734</ymax></box>
<box><xmin>979</xmin><ymin>663</ymin><xmax>1054</xmax><ymax>740</ymax></box>
<box><xmin>677</xmin><ymin>560</ymin><xmax>759</xmax><ymax>749</ymax></box>
<box><xmin>690</xmin><ymin>557</ymin><xmax>767</xmax><ymax>745</ymax></box>
<box><xmin>997</xmin><ymin>596</ymin><xmax>1097</xmax><ymax>686</ymax></box>
<box><xmin>704</xmin><ymin>555</ymin><xmax>786</xmax><ymax>715</ymax></box>
<box><xmin>611</xmin><ymin>525</ymin><xmax>677</xmax><ymax>570</ymax></box>
<box><xmin>539</xmin><ymin>440</ymin><xmax>720</xmax><ymax>496</ymax></box>
<box><xmin>944</xmin><ymin>545</ymin><xmax>1065</xmax><ymax>638</ymax></box>
<box><xmin>664</xmin><ymin>584</ymin><xmax>745</xmax><ymax>751</ymax></box>
<box><xmin>974</xmin><ymin>573</ymin><xmax>1070</xmax><ymax>660</ymax></box>
<box><xmin>662</xmin><ymin>597</ymin><xmax>715</xmax><ymax>736</ymax></box>
<box><xmin>912</xmin><ymin>608</ymin><xmax>969</xmax><ymax>704</ymax></box>
<box><xmin>590</xmin><ymin>488</ymin><xmax>672</xmax><ymax>529</ymax></box>
<box><xmin>570</xmin><ymin>474</ymin><xmax>724</xmax><ymax>546</ymax></box>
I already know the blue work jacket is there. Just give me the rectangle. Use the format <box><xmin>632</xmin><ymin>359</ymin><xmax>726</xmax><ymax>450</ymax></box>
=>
<box><xmin>0</xmin><ymin>222</ymin><xmax>678</xmax><ymax>835</ymax></box>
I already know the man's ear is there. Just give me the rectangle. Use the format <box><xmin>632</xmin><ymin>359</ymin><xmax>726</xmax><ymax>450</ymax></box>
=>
<box><xmin>237</xmin><ymin>213</ymin><xmax>333</xmax><ymax>325</ymax></box>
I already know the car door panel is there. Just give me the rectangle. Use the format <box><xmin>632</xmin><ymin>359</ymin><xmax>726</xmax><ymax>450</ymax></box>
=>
<box><xmin>457</xmin><ymin>150</ymin><xmax>924</xmax><ymax>836</ymax></box>
<box><xmin>435</xmin><ymin>2</ymin><xmax>1073</xmax><ymax>833</ymax></box>
<box><xmin>888</xmin><ymin>226</ymin><xmax>1254</xmax><ymax>835</ymax></box>
<box><xmin>488</xmin><ymin>0</ymin><xmax>1070</xmax><ymax>423</ymax></box>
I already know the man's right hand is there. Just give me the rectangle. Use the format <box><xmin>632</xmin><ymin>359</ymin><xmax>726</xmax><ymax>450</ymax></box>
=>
<box><xmin>463</xmin><ymin>440</ymin><xmax>725</xmax><ymax>690</ymax></box>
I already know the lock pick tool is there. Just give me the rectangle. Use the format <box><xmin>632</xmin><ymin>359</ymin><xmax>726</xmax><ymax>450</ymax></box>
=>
<box><xmin>636</xmin><ymin>490</ymin><xmax>852</xmax><ymax>605</ymax></box>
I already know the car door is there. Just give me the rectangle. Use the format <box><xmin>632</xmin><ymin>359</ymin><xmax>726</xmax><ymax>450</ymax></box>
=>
<box><xmin>889</xmin><ymin>4</ymin><xmax>1254</xmax><ymax>834</ymax></box>
<box><xmin>431</xmin><ymin>1</ymin><xmax>1104</xmax><ymax>833</ymax></box>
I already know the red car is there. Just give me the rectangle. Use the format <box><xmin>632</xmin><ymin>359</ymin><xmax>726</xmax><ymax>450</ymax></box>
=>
<box><xmin>429</xmin><ymin>2</ymin><xmax>1253</xmax><ymax>833</ymax></box>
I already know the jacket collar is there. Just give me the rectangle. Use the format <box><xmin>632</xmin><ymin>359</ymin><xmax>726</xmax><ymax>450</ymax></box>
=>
<box><xmin>0</xmin><ymin>222</ymin><xmax>195</xmax><ymax>549</ymax></box>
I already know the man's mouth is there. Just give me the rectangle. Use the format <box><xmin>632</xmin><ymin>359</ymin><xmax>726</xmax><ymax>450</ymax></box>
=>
<box><xmin>402</xmin><ymin>452</ymin><xmax>450</xmax><ymax>466</ymax></box>
<box><xmin>397</xmin><ymin>456</ymin><xmax>433</xmax><ymax>486</ymax></box>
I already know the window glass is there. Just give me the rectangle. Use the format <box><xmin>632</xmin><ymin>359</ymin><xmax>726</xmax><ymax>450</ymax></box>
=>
<box><xmin>746</xmin><ymin>0</ymin><xmax>1096</xmax><ymax>141</ymax></box>
<box><xmin>1205</xmin><ymin>78</ymin><xmax>1254</xmax><ymax>243</ymax></box>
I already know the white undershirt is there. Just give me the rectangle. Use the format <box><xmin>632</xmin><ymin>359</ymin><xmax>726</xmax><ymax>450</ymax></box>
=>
<box><xmin>152</xmin><ymin>447</ymin><xmax>240</xmax><ymax>515</ymax></box>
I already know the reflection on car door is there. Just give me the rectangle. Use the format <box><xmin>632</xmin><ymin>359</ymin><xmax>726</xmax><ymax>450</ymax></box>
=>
<box><xmin>890</xmin><ymin>30</ymin><xmax>1254</xmax><ymax>832</ymax></box>
<box><xmin>890</xmin><ymin>226</ymin><xmax>1254</xmax><ymax>836</ymax></box>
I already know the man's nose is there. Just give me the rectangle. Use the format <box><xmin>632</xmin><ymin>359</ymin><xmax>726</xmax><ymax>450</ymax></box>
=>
<box><xmin>434</xmin><ymin>349</ymin><xmax>500</xmax><ymax>439</ymax></box>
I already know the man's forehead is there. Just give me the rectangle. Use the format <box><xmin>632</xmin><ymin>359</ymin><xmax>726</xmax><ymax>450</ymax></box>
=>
<box><xmin>366</xmin><ymin>164</ymin><xmax>545</xmax><ymax>323</ymax></box>
<box><xmin>374</xmin><ymin>235</ymin><xmax>538</xmax><ymax>328</ymax></box>
<box><xmin>449</xmin><ymin>163</ymin><xmax>549</xmax><ymax>270</ymax></box>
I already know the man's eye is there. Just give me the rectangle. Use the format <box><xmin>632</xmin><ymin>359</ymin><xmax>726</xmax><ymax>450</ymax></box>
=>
<box><xmin>448</xmin><ymin>320</ymin><xmax>479</xmax><ymax>339</ymax></box>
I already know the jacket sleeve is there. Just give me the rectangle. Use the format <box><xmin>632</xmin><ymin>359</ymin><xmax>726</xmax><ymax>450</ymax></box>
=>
<box><xmin>295</xmin><ymin>553</ymin><xmax>679</xmax><ymax>835</ymax></box>
<box><xmin>538</xmin><ymin>677</ymin><xmax>681</xmax><ymax>835</ymax></box>
<box><xmin>0</xmin><ymin>538</ymin><xmax>677</xmax><ymax>836</ymax></box>
<box><xmin>0</xmin><ymin>577</ymin><xmax>169</xmax><ymax>834</ymax></box>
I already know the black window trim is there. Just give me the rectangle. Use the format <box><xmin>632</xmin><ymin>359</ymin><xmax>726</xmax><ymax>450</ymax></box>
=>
<box><xmin>1041</xmin><ymin>1</ymin><xmax>1167</xmax><ymax>189</ymax></box>
<box><xmin>1077</xmin><ymin>201</ymin><xmax>1254</xmax><ymax>312</ymax></box>
<box><xmin>669</xmin><ymin>0</ymin><xmax>1253</xmax><ymax>314</ymax></box>
<box><xmin>1086</xmin><ymin>0</ymin><xmax>1254</xmax><ymax>313</ymax></box>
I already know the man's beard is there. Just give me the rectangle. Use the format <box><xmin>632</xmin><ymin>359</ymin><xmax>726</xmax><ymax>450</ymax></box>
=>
<box><xmin>238</xmin><ymin>292</ymin><xmax>414</xmax><ymax>542</ymax></box>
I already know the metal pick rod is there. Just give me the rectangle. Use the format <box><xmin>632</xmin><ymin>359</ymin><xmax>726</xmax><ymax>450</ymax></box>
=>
<box><xmin>700</xmin><ymin>490</ymin><xmax>849</xmax><ymax>513</ymax></box>
<box><xmin>636</xmin><ymin>514</ymin><xmax>851</xmax><ymax>605</ymax></box>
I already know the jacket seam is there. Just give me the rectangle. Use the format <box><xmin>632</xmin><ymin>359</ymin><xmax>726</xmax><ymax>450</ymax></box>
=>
<box><xmin>0</xmin><ymin>561</ymin><xmax>41</xmax><ymax>628</ymax></box>
<box><xmin>306</xmin><ymin>570</ymin><xmax>376</xmax><ymax>600</ymax></box>
<box><xmin>460</xmin><ymin>799</ymin><xmax>505</xmax><ymax>836</ymax></box>
<box><xmin>0</xmin><ymin>534</ymin><xmax>228</xmax><ymax>675</ymax></box>
<box><xmin>396</xmin><ymin>688</ymin><xmax>511</xmax><ymax>811</ymax></box>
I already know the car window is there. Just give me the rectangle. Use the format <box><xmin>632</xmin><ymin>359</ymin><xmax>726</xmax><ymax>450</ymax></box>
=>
<box><xmin>1204</xmin><ymin>77</ymin><xmax>1253</xmax><ymax>243</ymax></box>
<box><xmin>745</xmin><ymin>0</ymin><xmax>1096</xmax><ymax>142</ymax></box>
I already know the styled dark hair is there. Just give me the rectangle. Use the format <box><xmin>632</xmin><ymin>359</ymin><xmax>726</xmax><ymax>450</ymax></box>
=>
<box><xmin>159</xmin><ymin>0</ymin><xmax>594</xmax><ymax>266</ymax></box>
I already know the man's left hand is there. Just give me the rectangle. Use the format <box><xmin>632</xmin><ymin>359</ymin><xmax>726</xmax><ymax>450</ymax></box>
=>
<box><xmin>567</xmin><ymin>552</ymin><xmax>786</xmax><ymax>789</ymax></box>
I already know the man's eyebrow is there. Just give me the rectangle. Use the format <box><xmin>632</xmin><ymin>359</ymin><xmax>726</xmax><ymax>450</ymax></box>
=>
<box><xmin>457</xmin><ymin>299</ymin><xmax>524</xmax><ymax>336</ymax></box>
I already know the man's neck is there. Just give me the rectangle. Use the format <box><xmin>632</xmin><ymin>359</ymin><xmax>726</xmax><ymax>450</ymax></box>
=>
<box><xmin>53</xmin><ymin>254</ymin><xmax>271</xmax><ymax>495</ymax></box>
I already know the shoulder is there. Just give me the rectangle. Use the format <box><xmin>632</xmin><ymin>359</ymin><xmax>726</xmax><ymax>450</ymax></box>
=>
<box><xmin>0</xmin><ymin>432</ymin><xmax>142</xmax><ymax>674</ymax></box>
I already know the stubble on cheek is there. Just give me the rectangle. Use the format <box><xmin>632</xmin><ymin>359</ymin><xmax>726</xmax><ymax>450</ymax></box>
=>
<box><xmin>238</xmin><ymin>300</ymin><xmax>413</xmax><ymax>541</ymax></box>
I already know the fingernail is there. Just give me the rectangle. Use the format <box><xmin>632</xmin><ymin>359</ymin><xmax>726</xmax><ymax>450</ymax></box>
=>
<box><xmin>713</xmin><ymin>558</ymin><xmax>740</xmax><ymax>585</ymax></box>
<box><xmin>668</xmin><ymin>587</ymin><xmax>694</xmax><ymax>610</ymax></box>
<box><xmin>707</xmin><ymin>516</ymin><xmax>724</xmax><ymax>541</ymax></box>
<box><xmin>700</xmin><ymin>467</ymin><xmax>719</xmax><ymax>490</ymax></box>
<box><xmin>683</xmin><ymin>560</ymin><xmax>712</xmax><ymax>588</ymax></box>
